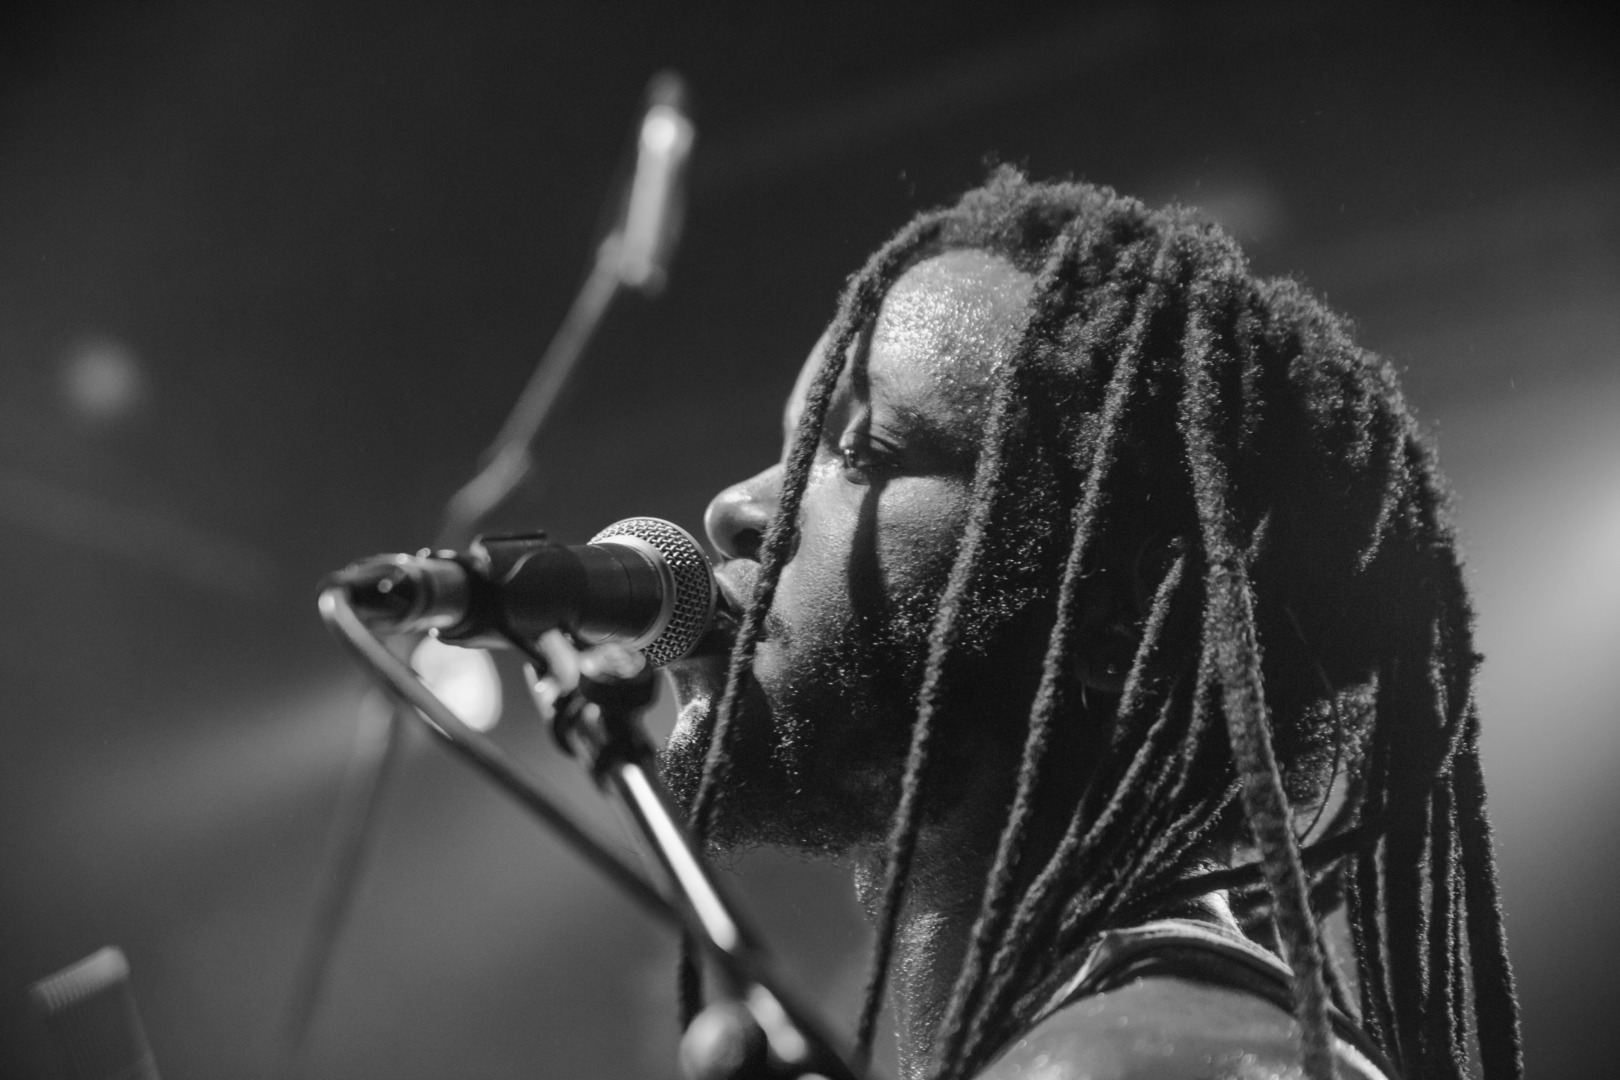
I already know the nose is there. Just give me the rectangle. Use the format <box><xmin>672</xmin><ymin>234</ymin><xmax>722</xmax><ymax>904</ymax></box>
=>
<box><xmin>704</xmin><ymin>464</ymin><xmax>781</xmax><ymax>561</ymax></box>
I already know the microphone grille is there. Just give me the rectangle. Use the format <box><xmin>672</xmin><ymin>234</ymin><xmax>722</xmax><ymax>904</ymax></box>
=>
<box><xmin>589</xmin><ymin>517</ymin><xmax>715</xmax><ymax>667</ymax></box>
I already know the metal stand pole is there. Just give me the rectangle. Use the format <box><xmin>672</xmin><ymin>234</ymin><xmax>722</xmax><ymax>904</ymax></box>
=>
<box><xmin>549</xmin><ymin>642</ymin><xmax>864</xmax><ymax>1080</ymax></box>
<box><xmin>270</xmin><ymin>698</ymin><xmax>408</xmax><ymax>1080</ymax></box>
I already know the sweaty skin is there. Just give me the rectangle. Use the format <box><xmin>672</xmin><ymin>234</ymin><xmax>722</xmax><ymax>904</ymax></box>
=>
<box><xmin>663</xmin><ymin>248</ymin><xmax>1040</xmax><ymax>851</ymax></box>
<box><xmin>979</xmin><ymin>977</ymin><xmax>1387</xmax><ymax>1080</ymax></box>
<box><xmin>663</xmin><ymin>249</ymin><xmax>1351</xmax><ymax>1079</ymax></box>
<box><xmin>665</xmin><ymin>249</ymin><xmax>1038</xmax><ymax>1076</ymax></box>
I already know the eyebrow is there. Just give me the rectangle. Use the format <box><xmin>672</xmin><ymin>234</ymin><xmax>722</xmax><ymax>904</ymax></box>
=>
<box><xmin>879</xmin><ymin>399</ymin><xmax>978</xmax><ymax>459</ymax></box>
<box><xmin>780</xmin><ymin>362</ymin><xmax>981</xmax><ymax>464</ymax></box>
<box><xmin>865</xmin><ymin>364</ymin><xmax>981</xmax><ymax>456</ymax></box>
<box><xmin>851</xmin><ymin>384</ymin><xmax>982</xmax><ymax>467</ymax></box>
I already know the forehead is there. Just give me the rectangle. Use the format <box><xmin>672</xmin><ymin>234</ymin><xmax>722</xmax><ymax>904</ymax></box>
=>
<box><xmin>789</xmin><ymin>248</ymin><xmax>1035</xmax><ymax>435</ymax></box>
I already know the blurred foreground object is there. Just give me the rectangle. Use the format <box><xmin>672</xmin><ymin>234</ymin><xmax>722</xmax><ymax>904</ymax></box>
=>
<box><xmin>409</xmin><ymin>636</ymin><xmax>502</xmax><ymax>732</ymax></box>
<box><xmin>29</xmin><ymin>947</ymin><xmax>162</xmax><ymax>1080</ymax></box>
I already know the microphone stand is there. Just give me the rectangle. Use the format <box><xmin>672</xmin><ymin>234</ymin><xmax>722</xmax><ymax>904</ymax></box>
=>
<box><xmin>295</xmin><ymin>74</ymin><xmax>864</xmax><ymax>1080</ymax></box>
<box><xmin>270</xmin><ymin>687</ymin><xmax>408</xmax><ymax>1080</ymax></box>
<box><xmin>533</xmin><ymin>637</ymin><xmax>864</xmax><ymax>1080</ymax></box>
<box><xmin>314</xmin><ymin>586</ymin><xmax>867</xmax><ymax>1080</ymax></box>
<box><xmin>276</xmin><ymin>73</ymin><xmax>692</xmax><ymax>1080</ymax></box>
<box><xmin>273</xmin><ymin>240</ymin><xmax>631</xmax><ymax>1079</ymax></box>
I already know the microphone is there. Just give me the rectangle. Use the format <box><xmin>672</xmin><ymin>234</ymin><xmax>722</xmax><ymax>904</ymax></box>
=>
<box><xmin>329</xmin><ymin>517</ymin><xmax>717</xmax><ymax>668</ymax></box>
<box><xmin>615</xmin><ymin>72</ymin><xmax>694</xmax><ymax>296</ymax></box>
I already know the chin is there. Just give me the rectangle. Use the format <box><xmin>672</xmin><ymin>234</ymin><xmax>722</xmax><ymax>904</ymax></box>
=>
<box><xmin>668</xmin><ymin>694</ymin><xmax>712</xmax><ymax>748</ymax></box>
<box><xmin>655</xmin><ymin>660</ymin><xmax>721</xmax><ymax>814</ymax></box>
<box><xmin>654</xmin><ymin>667</ymin><xmax>901</xmax><ymax>857</ymax></box>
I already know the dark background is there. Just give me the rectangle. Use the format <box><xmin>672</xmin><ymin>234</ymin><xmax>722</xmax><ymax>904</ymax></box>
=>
<box><xmin>2</xmin><ymin>2</ymin><xmax>1616</xmax><ymax>1077</ymax></box>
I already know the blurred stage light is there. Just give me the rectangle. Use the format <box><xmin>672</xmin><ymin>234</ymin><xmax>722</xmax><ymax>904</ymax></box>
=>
<box><xmin>61</xmin><ymin>335</ymin><xmax>145</xmax><ymax>422</ymax></box>
<box><xmin>410</xmin><ymin>636</ymin><xmax>503</xmax><ymax>732</ymax></box>
<box><xmin>1449</xmin><ymin>374</ymin><xmax>1620</xmax><ymax>843</ymax></box>
<box><xmin>642</xmin><ymin>106</ymin><xmax>683</xmax><ymax>155</ymax></box>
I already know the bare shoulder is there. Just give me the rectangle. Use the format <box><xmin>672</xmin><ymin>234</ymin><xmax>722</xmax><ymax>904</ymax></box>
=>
<box><xmin>974</xmin><ymin>975</ymin><xmax>1388</xmax><ymax>1080</ymax></box>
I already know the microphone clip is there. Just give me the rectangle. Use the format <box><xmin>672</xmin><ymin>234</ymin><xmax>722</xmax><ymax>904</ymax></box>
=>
<box><xmin>533</xmin><ymin>637</ymin><xmax>659</xmax><ymax>784</ymax></box>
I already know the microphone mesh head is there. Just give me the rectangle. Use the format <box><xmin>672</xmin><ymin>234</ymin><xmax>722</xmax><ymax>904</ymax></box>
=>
<box><xmin>589</xmin><ymin>517</ymin><xmax>715</xmax><ymax>667</ymax></box>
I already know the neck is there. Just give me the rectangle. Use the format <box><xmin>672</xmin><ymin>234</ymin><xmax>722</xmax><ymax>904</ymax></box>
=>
<box><xmin>851</xmin><ymin>822</ymin><xmax>998</xmax><ymax>1080</ymax></box>
<box><xmin>848</xmin><ymin>832</ymin><xmax>1241</xmax><ymax>1079</ymax></box>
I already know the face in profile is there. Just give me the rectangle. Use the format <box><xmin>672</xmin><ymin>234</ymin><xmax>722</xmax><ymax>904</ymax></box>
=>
<box><xmin>659</xmin><ymin>248</ymin><xmax>1040</xmax><ymax>853</ymax></box>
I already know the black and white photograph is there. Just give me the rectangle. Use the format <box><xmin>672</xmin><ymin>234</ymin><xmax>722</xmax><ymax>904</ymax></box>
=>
<box><xmin>1</xmin><ymin>4</ymin><xmax>1615</xmax><ymax>1079</ymax></box>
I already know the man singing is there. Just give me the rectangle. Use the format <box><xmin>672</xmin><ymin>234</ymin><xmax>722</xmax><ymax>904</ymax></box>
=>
<box><xmin>659</xmin><ymin>170</ymin><xmax>1521</xmax><ymax>1080</ymax></box>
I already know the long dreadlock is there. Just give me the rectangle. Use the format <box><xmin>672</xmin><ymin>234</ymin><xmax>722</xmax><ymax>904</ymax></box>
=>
<box><xmin>686</xmin><ymin>169</ymin><xmax>1521</xmax><ymax>1080</ymax></box>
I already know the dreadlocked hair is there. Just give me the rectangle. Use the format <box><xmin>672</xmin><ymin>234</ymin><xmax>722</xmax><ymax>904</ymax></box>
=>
<box><xmin>686</xmin><ymin>168</ymin><xmax>1522</xmax><ymax>1080</ymax></box>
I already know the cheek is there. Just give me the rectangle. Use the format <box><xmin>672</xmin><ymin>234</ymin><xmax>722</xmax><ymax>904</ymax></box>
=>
<box><xmin>869</xmin><ymin>482</ymin><xmax>974</xmax><ymax>595</ymax></box>
<box><xmin>768</xmin><ymin>460</ymin><xmax>860</xmax><ymax>632</ymax></box>
<box><xmin>774</xmin><ymin>462</ymin><xmax>974</xmax><ymax>635</ymax></box>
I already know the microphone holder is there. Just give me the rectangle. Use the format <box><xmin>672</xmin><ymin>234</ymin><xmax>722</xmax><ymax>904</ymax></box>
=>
<box><xmin>533</xmin><ymin>638</ymin><xmax>865</xmax><ymax>1080</ymax></box>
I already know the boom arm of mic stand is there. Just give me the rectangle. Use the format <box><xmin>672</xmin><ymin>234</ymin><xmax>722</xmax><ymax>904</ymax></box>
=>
<box><xmin>439</xmin><ymin>235</ymin><xmax>626</xmax><ymax>551</ymax></box>
<box><xmin>323</xmin><ymin>590</ymin><xmax>871</xmax><ymax>1079</ymax></box>
<box><xmin>317</xmin><ymin>588</ymin><xmax>679</xmax><ymax>924</ymax></box>
<box><xmin>551</xmin><ymin>643</ymin><xmax>869</xmax><ymax>1080</ymax></box>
